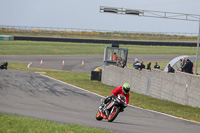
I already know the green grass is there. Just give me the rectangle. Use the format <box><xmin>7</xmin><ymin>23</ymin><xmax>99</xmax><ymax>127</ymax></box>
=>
<box><xmin>0</xmin><ymin>41</ymin><xmax>107</xmax><ymax>55</ymax></box>
<box><xmin>6</xmin><ymin>62</ymin><xmax>200</xmax><ymax>122</ymax></box>
<box><xmin>0</xmin><ymin>114</ymin><xmax>114</xmax><ymax>133</ymax></box>
<box><xmin>0</xmin><ymin>40</ymin><xmax>199</xmax><ymax>55</ymax></box>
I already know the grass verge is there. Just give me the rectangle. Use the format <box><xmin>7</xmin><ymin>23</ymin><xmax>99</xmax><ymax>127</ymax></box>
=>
<box><xmin>0</xmin><ymin>114</ymin><xmax>114</xmax><ymax>133</ymax></box>
<box><xmin>6</xmin><ymin>62</ymin><xmax>200</xmax><ymax>122</ymax></box>
<box><xmin>0</xmin><ymin>40</ymin><xmax>198</xmax><ymax>55</ymax></box>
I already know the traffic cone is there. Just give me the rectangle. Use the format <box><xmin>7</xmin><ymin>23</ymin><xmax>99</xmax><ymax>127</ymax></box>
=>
<box><xmin>82</xmin><ymin>60</ymin><xmax>84</xmax><ymax>66</ymax></box>
<box><xmin>40</xmin><ymin>59</ymin><xmax>43</xmax><ymax>65</ymax></box>
<box><xmin>62</xmin><ymin>60</ymin><xmax>65</xmax><ymax>66</ymax></box>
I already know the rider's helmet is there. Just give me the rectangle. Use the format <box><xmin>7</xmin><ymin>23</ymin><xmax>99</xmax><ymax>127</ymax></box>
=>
<box><xmin>122</xmin><ymin>83</ymin><xmax>130</xmax><ymax>94</ymax></box>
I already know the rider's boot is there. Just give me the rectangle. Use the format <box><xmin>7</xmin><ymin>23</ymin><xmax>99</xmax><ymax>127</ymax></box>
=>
<box><xmin>99</xmin><ymin>104</ymin><xmax>108</xmax><ymax>119</ymax></box>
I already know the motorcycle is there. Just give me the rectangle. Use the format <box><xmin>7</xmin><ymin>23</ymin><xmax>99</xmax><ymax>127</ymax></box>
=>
<box><xmin>96</xmin><ymin>94</ymin><xmax>127</xmax><ymax>122</ymax></box>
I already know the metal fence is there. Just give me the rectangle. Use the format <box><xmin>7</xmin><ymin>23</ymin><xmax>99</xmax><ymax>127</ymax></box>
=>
<box><xmin>0</xmin><ymin>25</ymin><xmax>198</xmax><ymax>39</ymax></box>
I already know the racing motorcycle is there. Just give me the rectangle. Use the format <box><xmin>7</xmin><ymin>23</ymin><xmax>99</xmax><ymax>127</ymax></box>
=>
<box><xmin>96</xmin><ymin>94</ymin><xmax>127</xmax><ymax>122</ymax></box>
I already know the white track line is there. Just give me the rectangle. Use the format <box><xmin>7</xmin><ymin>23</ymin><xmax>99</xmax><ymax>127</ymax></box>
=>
<box><xmin>27</xmin><ymin>62</ymin><xmax>32</xmax><ymax>68</ymax></box>
<box><xmin>32</xmin><ymin>71</ymin><xmax>199</xmax><ymax>124</ymax></box>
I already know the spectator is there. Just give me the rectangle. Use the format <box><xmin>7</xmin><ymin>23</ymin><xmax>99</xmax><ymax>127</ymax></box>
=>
<box><xmin>154</xmin><ymin>62</ymin><xmax>160</xmax><ymax>69</ymax></box>
<box><xmin>167</xmin><ymin>64</ymin><xmax>175</xmax><ymax>73</ymax></box>
<box><xmin>113</xmin><ymin>52</ymin><xmax>118</xmax><ymax>61</ymax></box>
<box><xmin>139</xmin><ymin>61</ymin><xmax>145</xmax><ymax>71</ymax></box>
<box><xmin>178</xmin><ymin>59</ymin><xmax>182</xmax><ymax>71</ymax></box>
<box><xmin>147</xmin><ymin>62</ymin><xmax>151</xmax><ymax>70</ymax></box>
<box><xmin>121</xmin><ymin>59</ymin><xmax>126</xmax><ymax>68</ymax></box>
<box><xmin>180</xmin><ymin>58</ymin><xmax>186</xmax><ymax>72</ymax></box>
<box><xmin>116</xmin><ymin>59</ymin><xmax>121</xmax><ymax>67</ymax></box>
<box><xmin>0</xmin><ymin>62</ymin><xmax>8</xmax><ymax>70</ymax></box>
<box><xmin>133</xmin><ymin>58</ymin><xmax>140</xmax><ymax>70</ymax></box>
<box><xmin>185</xmin><ymin>59</ymin><xmax>193</xmax><ymax>74</ymax></box>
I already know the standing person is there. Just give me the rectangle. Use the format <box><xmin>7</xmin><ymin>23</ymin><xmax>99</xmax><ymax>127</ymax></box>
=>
<box><xmin>121</xmin><ymin>59</ymin><xmax>126</xmax><ymax>68</ymax></box>
<box><xmin>0</xmin><ymin>62</ymin><xmax>8</xmax><ymax>70</ymax></box>
<box><xmin>100</xmin><ymin>83</ymin><xmax>130</xmax><ymax>119</ymax></box>
<box><xmin>167</xmin><ymin>64</ymin><xmax>175</xmax><ymax>73</ymax></box>
<box><xmin>154</xmin><ymin>62</ymin><xmax>160</xmax><ymax>69</ymax></box>
<box><xmin>116</xmin><ymin>59</ymin><xmax>121</xmax><ymax>67</ymax></box>
<box><xmin>180</xmin><ymin>58</ymin><xmax>186</xmax><ymax>72</ymax></box>
<box><xmin>139</xmin><ymin>61</ymin><xmax>145</xmax><ymax>70</ymax></box>
<box><xmin>147</xmin><ymin>62</ymin><xmax>151</xmax><ymax>70</ymax></box>
<box><xmin>113</xmin><ymin>52</ymin><xmax>118</xmax><ymax>61</ymax></box>
<box><xmin>178</xmin><ymin>59</ymin><xmax>182</xmax><ymax>71</ymax></box>
<box><xmin>185</xmin><ymin>59</ymin><xmax>193</xmax><ymax>74</ymax></box>
<box><xmin>133</xmin><ymin>58</ymin><xmax>140</xmax><ymax>70</ymax></box>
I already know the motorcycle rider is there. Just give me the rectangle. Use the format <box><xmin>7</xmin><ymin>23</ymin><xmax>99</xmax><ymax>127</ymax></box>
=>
<box><xmin>100</xmin><ymin>83</ymin><xmax>130</xmax><ymax>119</ymax></box>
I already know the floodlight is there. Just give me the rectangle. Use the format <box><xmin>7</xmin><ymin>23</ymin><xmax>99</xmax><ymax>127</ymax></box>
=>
<box><xmin>124</xmin><ymin>9</ymin><xmax>143</xmax><ymax>15</ymax></box>
<box><xmin>100</xmin><ymin>6</ymin><xmax>119</xmax><ymax>14</ymax></box>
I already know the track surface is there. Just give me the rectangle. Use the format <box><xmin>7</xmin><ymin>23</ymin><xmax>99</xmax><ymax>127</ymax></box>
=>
<box><xmin>0</xmin><ymin>55</ymin><xmax>177</xmax><ymax>73</ymax></box>
<box><xmin>0</xmin><ymin>70</ymin><xmax>200</xmax><ymax>133</ymax></box>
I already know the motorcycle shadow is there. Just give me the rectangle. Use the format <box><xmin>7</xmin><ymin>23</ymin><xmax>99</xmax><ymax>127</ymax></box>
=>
<box><xmin>101</xmin><ymin>120</ymin><xmax>147</xmax><ymax>127</ymax></box>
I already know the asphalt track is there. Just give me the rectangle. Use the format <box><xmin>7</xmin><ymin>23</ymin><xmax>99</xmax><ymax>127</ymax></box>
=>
<box><xmin>0</xmin><ymin>70</ymin><xmax>200</xmax><ymax>133</ymax></box>
<box><xmin>0</xmin><ymin>55</ymin><xmax>177</xmax><ymax>73</ymax></box>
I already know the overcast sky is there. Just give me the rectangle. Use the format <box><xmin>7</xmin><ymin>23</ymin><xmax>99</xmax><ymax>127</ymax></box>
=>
<box><xmin>1</xmin><ymin>0</ymin><xmax>200</xmax><ymax>33</ymax></box>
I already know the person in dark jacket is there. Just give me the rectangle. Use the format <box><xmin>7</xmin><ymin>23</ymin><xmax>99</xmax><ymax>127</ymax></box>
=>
<box><xmin>147</xmin><ymin>62</ymin><xmax>151</xmax><ymax>70</ymax></box>
<box><xmin>139</xmin><ymin>62</ymin><xmax>145</xmax><ymax>70</ymax></box>
<box><xmin>185</xmin><ymin>59</ymin><xmax>193</xmax><ymax>74</ymax></box>
<box><xmin>154</xmin><ymin>62</ymin><xmax>160</xmax><ymax>69</ymax></box>
<box><xmin>167</xmin><ymin>64</ymin><xmax>175</xmax><ymax>73</ymax></box>
<box><xmin>178</xmin><ymin>59</ymin><xmax>182</xmax><ymax>71</ymax></box>
<box><xmin>180</xmin><ymin>58</ymin><xmax>186</xmax><ymax>72</ymax></box>
<box><xmin>133</xmin><ymin>58</ymin><xmax>140</xmax><ymax>70</ymax></box>
<box><xmin>0</xmin><ymin>62</ymin><xmax>8</xmax><ymax>70</ymax></box>
<box><xmin>121</xmin><ymin>59</ymin><xmax>126</xmax><ymax>68</ymax></box>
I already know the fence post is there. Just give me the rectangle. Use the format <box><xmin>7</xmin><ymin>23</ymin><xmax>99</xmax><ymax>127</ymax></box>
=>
<box><xmin>146</xmin><ymin>71</ymin><xmax>152</xmax><ymax>96</ymax></box>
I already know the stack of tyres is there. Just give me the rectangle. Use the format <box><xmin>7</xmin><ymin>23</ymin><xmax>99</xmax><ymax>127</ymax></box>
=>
<box><xmin>91</xmin><ymin>70</ymin><xmax>102</xmax><ymax>81</ymax></box>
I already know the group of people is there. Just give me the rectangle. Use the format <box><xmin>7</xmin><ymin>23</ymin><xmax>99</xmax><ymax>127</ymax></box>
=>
<box><xmin>133</xmin><ymin>59</ymin><xmax>160</xmax><ymax>71</ymax></box>
<box><xmin>113</xmin><ymin>54</ymin><xmax>194</xmax><ymax>75</ymax></box>
<box><xmin>178</xmin><ymin>58</ymin><xmax>193</xmax><ymax>74</ymax></box>
<box><xmin>167</xmin><ymin>58</ymin><xmax>194</xmax><ymax>74</ymax></box>
<box><xmin>113</xmin><ymin>52</ymin><xmax>127</xmax><ymax>68</ymax></box>
<box><xmin>116</xmin><ymin>58</ymin><xmax>126</xmax><ymax>68</ymax></box>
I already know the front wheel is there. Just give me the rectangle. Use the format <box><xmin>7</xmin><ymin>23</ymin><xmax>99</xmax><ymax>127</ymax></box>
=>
<box><xmin>96</xmin><ymin>110</ymin><xmax>103</xmax><ymax>121</ymax></box>
<box><xmin>108</xmin><ymin>106</ymin><xmax>120</xmax><ymax>122</ymax></box>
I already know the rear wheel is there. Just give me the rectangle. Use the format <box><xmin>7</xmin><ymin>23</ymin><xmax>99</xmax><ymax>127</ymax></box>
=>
<box><xmin>108</xmin><ymin>106</ymin><xmax>120</xmax><ymax>122</ymax></box>
<box><xmin>96</xmin><ymin>110</ymin><xmax>103</xmax><ymax>121</ymax></box>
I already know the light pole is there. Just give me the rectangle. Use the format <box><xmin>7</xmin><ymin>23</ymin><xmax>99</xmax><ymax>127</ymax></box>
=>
<box><xmin>100</xmin><ymin>6</ymin><xmax>200</xmax><ymax>74</ymax></box>
<box><xmin>196</xmin><ymin>20</ymin><xmax>200</xmax><ymax>74</ymax></box>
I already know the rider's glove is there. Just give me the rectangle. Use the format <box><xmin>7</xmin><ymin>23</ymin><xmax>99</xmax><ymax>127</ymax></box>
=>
<box><xmin>111</xmin><ymin>94</ymin><xmax>116</xmax><ymax>99</ymax></box>
<box><xmin>124</xmin><ymin>102</ymin><xmax>127</xmax><ymax>108</ymax></box>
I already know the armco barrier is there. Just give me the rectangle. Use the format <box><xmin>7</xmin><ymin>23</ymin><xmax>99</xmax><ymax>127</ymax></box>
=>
<box><xmin>13</xmin><ymin>36</ymin><xmax>196</xmax><ymax>47</ymax></box>
<box><xmin>102</xmin><ymin>65</ymin><xmax>200</xmax><ymax>108</ymax></box>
